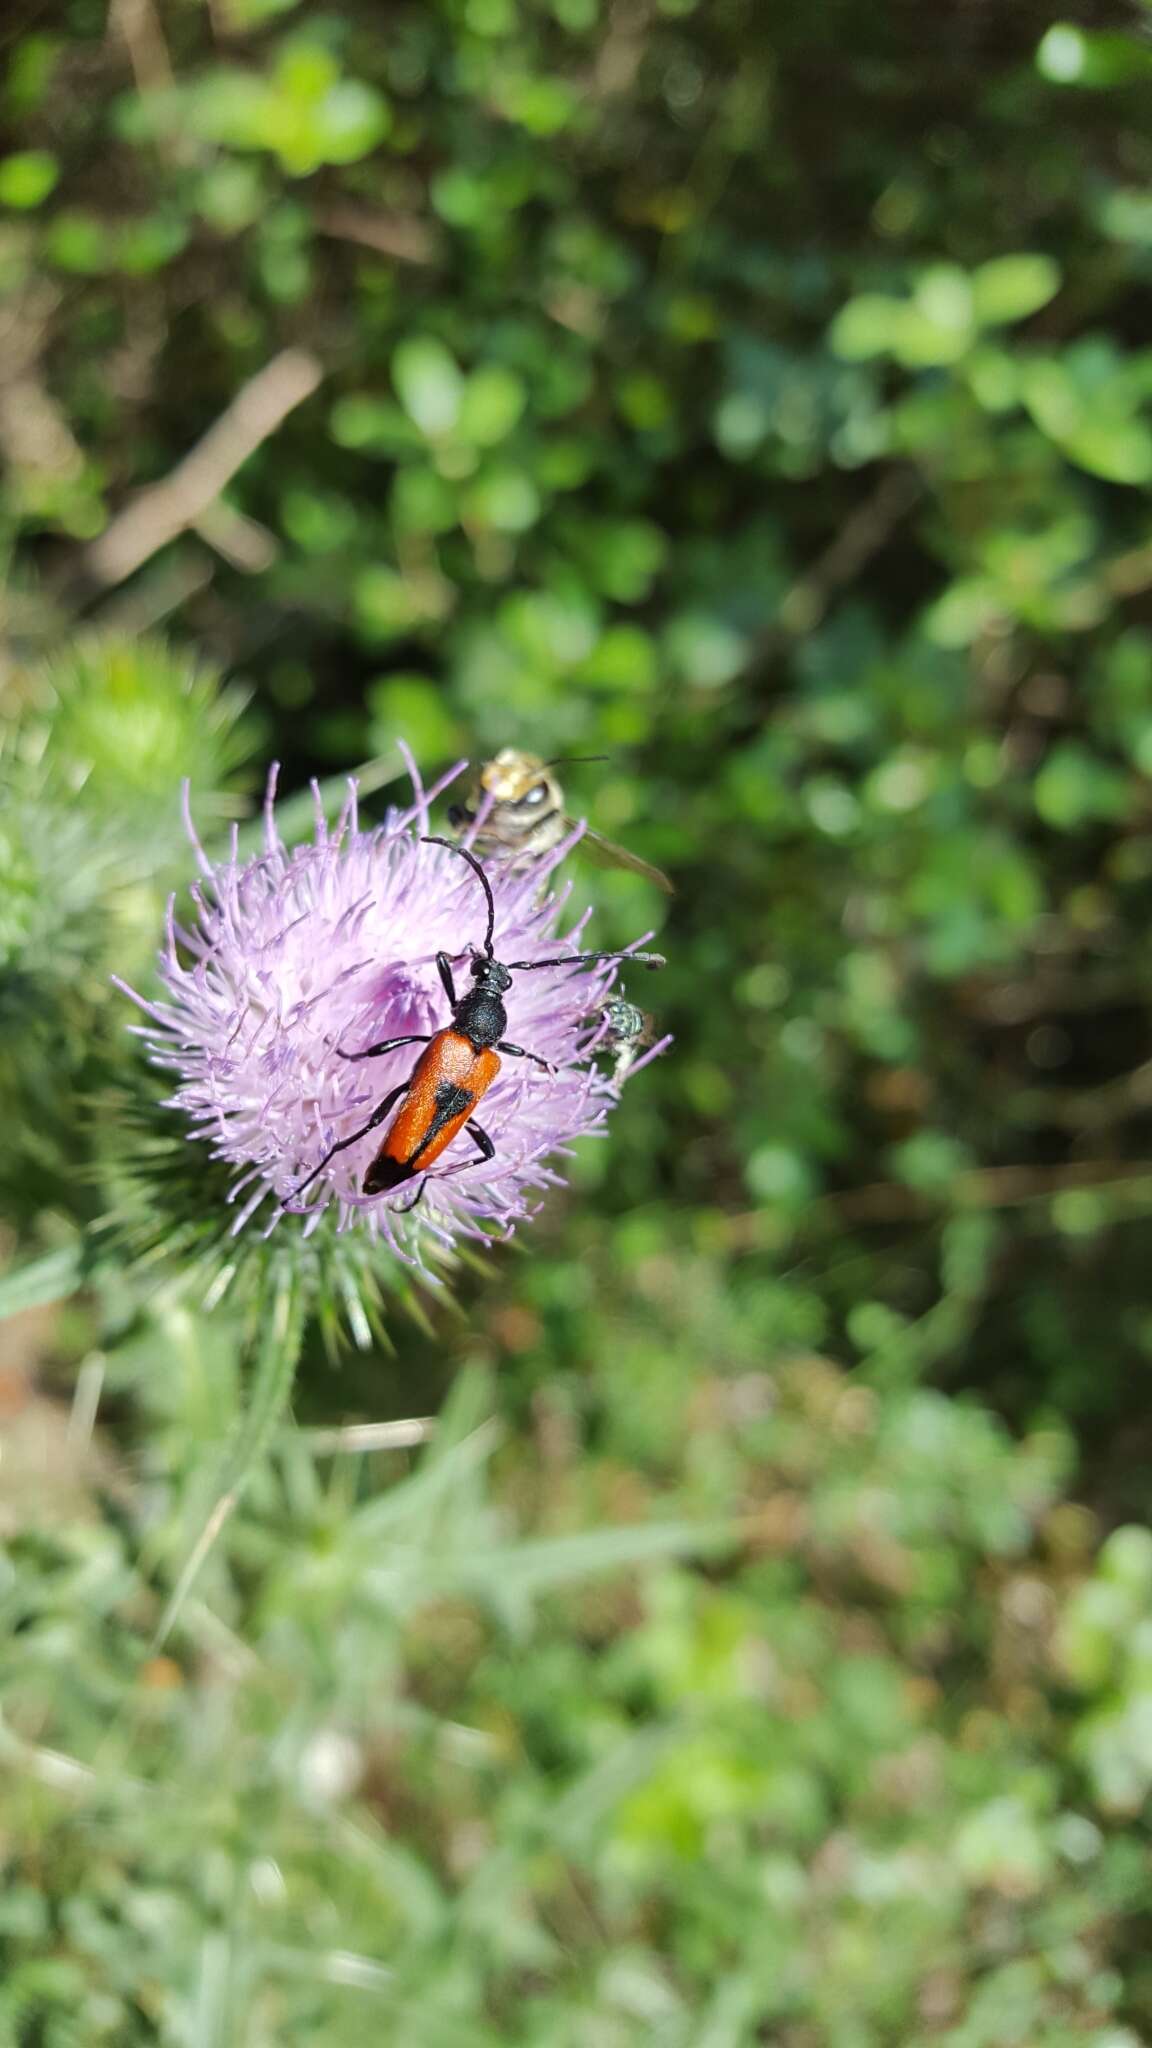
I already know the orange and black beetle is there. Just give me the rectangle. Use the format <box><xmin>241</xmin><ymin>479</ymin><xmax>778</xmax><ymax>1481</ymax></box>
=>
<box><xmin>288</xmin><ymin>837</ymin><xmax>664</xmax><ymax>1212</ymax></box>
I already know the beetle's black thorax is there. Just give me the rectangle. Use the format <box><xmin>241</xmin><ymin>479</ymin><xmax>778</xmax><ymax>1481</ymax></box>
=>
<box><xmin>456</xmin><ymin>988</ymin><xmax>507</xmax><ymax>1049</ymax></box>
<box><xmin>455</xmin><ymin>954</ymin><xmax>512</xmax><ymax>1049</ymax></box>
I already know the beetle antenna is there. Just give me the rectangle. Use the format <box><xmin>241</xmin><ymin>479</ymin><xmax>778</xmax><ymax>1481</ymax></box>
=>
<box><xmin>422</xmin><ymin>835</ymin><xmax>495</xmax><ymax>957</ymax></box>
<box><xmin>508</xmin><ymin>950</ymin><xmax>666</xmax><ymax>973</ymax></box>
<box><xmin>544</xmin><ymin>753</ymin><xmax>610</xmax><ymax>768</ymax></box>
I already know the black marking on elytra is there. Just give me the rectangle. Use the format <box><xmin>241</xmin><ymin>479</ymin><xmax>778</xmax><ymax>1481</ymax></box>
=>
<box><xmin>411</xmin><ymin>1080</ymin><xmax>474</xmax><ymax>1167</ymax></box>
<box><xmin>363</xmin><ymin>1151</ymin><xmax>415</xmax><ymax>1194</ymax></box>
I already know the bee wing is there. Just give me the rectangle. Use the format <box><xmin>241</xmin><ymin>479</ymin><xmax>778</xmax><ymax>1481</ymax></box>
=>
<box><xmin>578</xmin><ymin>824</ymin><xmax>675</xmax><ymax>894</ymax></box>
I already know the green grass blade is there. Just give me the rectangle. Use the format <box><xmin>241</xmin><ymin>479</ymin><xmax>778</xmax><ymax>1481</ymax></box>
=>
<box><xmin>153</xmin><ymin>1256</ymin><xmax>304</xmax><ymax>1648</ymax></box>
<box><xmin>0</xmin><ymin>1241</ymin><xmax>88</xmax><ymax>1320</ymax></box>
<box><xmin>459</xmin><ymin>1517</ymin><xmax>734</xmax><ymax>1603</ymax></box>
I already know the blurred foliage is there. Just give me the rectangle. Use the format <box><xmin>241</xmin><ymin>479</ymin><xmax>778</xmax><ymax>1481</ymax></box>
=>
<box><xmin>5</xmin><ymin>1251</ymin><xmax>1152</xmax><ymax>2047</ymax></box>
<box><xmin>6</xmin><ymin>0</ymin><xmax>1152</xmax><ymax>2039</ymax></box>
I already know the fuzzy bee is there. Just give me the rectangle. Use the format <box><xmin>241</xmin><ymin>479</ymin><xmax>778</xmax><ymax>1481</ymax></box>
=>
<box><xmin>448</xmin><ymin>749</ymin><xmax>673</xmax><ymax>895</ymax></box>
<box><xmin>595</xmin><ymin>995</ymin><xmax>659</xmax><ymax>1086</ymax></box>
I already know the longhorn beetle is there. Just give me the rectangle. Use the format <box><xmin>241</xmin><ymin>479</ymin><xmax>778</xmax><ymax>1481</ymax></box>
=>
<box><xmin>287</xmin><ymin>836</ymin><xmax>665</xmax><ymax>1211</ymax></box>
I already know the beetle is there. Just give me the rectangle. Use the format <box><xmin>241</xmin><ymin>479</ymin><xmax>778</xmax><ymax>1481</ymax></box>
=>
<box><xmin>287</xmin><ymin>836</ymin><xmax>665</xmax><ymax>1211</ymax></box>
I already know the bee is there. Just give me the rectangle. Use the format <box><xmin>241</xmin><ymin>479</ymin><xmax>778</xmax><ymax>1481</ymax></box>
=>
<box><xmin>596</xmin><ymin>995</ymin><xmax>659</xmax><ymax>1086</ymax></box>
<box><xmin>447</xmin><ymin>749</ymin><xmax>673</xmax><ymax>894</ymax></box>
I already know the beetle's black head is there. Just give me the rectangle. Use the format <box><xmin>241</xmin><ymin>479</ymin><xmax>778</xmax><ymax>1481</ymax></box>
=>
<box><xmin>470</xmin><ymin>953</ymin><xmax>512</xmax><ymax>996</ymax></box>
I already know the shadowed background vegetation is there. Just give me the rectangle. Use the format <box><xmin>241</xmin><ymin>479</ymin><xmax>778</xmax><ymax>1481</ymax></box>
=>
<box><xmin>5</xmin><ymin>0</ymin><xmax>1152</xmax><ymax>2040</ymax></box>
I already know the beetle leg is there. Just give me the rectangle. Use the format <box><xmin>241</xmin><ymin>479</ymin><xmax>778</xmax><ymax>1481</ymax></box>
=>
<box><xmin>496</xmin><ymin>1040</ymin><xmax>555</xmax><ymax>1075</ymax></box>
<box><xmin>287</xmin><ymin>1081</ymin><xmax>408</xmax><ymax>1201</ymax></box>
<box><xmin>337</xmin><ymin>1032</ymin><xmax>431</xmax><ymax>1063</ymax></box>
<box><xmin>465</xmin><ymin>1119</ymin><xmax>495</xmax><ymax>1161</ymax></box>
<box><xmin>436</xmin><ymin>951</ymin><xmax>457</xmax><ymax>1007</ymax></box>
<box><xmin>395</xmin><ymin>1121</ymin><xmax>491</xmax><ymax>1216</ymax></box>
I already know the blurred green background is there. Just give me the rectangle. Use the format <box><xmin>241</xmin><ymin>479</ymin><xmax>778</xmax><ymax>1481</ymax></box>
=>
<box><xmin>7</xmin><ymin>0</ymin><xmax>1152</xmax><ymax>2041</ymax></box>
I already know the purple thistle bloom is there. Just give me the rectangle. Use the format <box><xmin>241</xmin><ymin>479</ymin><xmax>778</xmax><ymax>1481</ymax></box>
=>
<box><xmin>116</xmin><ymin>752</ymin><xmax>665</xmax><ymax>1267</ymax></box>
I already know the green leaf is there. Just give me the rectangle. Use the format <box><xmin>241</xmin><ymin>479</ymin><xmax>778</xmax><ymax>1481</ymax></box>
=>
<box><xmin>746</xmin><ymin>1145</ymin><xmax>817</xmax><ymax>1206</ymax></box>
<box><xmin>1037</xmin><ymin>21</ymin><xmax>1152</xmax><ymax>85</ymax></box>
<box><xmin>188</xmin><ymin>54</ymin><xmax>389</xmax><ymax>175</ymax></box>
<box><xmin>329</xmin><ymin>394</ymin><xmax>416</xmax><ymax>454</ymax></box>
<box><xmin>45</xmin><ymin>209</ymin><xmax>110</xmax><ymax>272</ymax></box>
<box><xmin>1037</xmin><ymin>22</ymin><xmax>1090</xmax><ymax>80</ymax></box>
<box><xmin>1021</xmin><ymin>357</ymin><xmax>1082</xmax><ymax>438</ymax></box>
<box><xmin>498</xmin><ymin>73</ymin><xmax>579</xmax><ymax>135</ymax></box>
<box><xmin>392</xmin><ymin>337</ymin><xmax>465</xmax><ymax>438</ymax></box>
<box><xmin>458</xmin><ymin>365</ymin><xmax>527</xmax><ymax>447</ymax></box>
<box><xmin>834</xmin><ymin>271</ymin><xmax>980</xmax><ymax>368</ymax></box>
<box><xmin>1100</xmin><ymin>1526</ymin><xmax>1152</xmax><ymax>1597</ymax></box>
<box><xmin>664</xmin><ymin>613</ymin><xmax>746</xmax><ymax>688</ymax></box>
<box><xmin>430</xmin><ymin>166</ymin><xmax>489</xmax><ymax>228</ymax></box>
<box><xmin>355</xmin><ymin>565</ymin><xmax>421</xmax><ymax>639</ymax></box>
<box><xmin>115</xmin><ymin>215</ymin><xmax>188</xmax><ymax>276</ymax></box>
<box><xmin>713</xmin><ymin>390</ymin><xmax>770</xmax><ymax>459</ymax></box>
<box><xmin>1068</xmin><ymin>417</ymin><xmax>1152</xmax><ymax>485</ymax></box>
<box><xmin>1033</xmin><ymin>743</ymin><xmax>1129</xmax><ymax>829</ymax></box>
<box><xmin>392</xmin><ymin>465</ymin><xmax>459</xmax><ymax>536</ymax></box>
<box><xmin>971</xmin><ymin>254</ymin><xmax>1061</xmax><ymax>326</ymax></box>
<box><xmin>888</xmin><ymin>310</ymin><xmax>966</xmax><ymax>367</ymax></box>
<box><xmin>829</xmin><ymin>294</ymin><xmax>899</xmax><ymax>361</ymax></box>
<box><xmin>1023</xmin><ymin>355</ymin><xmax>1152</xmax><ymax>483</ymax></box>
<box><xmin>0</xmin><ymin>149</ymin><xmax>58</xmax><ymax>208</ymax></box>
<box><xmin>461</xmin><ymin>466</ymin><xmax>540</xmax><ymax>532</ymax></box>
<box><xmin>913</xmin><ymin>265</ymin><xmax>973</xmax><ymax>334</ymax></box>
<box><xmin>579</xmin><ymin>623</ymin><xmax>658</xmax><ymax>692</ymax></box>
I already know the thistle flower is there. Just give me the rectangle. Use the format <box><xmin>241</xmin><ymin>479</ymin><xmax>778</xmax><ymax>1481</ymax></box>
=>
<box><xmin>116</xmin><ymin>753</ymin><xmax>663</xmax><ymax>1271</ymax></box>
